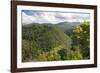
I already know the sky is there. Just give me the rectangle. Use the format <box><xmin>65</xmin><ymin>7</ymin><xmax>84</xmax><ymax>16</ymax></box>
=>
<box><xmin>22</xmin><ymin>10</ymin><xmax>90</xmax><ymax>24</ymax></box>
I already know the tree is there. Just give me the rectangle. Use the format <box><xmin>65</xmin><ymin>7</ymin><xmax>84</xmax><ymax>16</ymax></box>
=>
<box><xmin>58</xmin><ymin>48</ymin><xmax>83</xmax><ymax>60</ymax></box>
<box><xmin>71</xmin><ymin>22</ymin><xmax>90</xmax><ymax>59</ymax></box>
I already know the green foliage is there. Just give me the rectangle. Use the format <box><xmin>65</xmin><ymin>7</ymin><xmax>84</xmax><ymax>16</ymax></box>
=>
<box><xmin>71</xmin><ymin>22</ymin><xmax>90</xmax><ymax>59</ymax></box>
<box><xmin>22</xmin><ymin>24</ymin><xmax>72</xmax><ymax>62</ymax></box>
<box><xmin>22</xmin><ymin>25</ymin><xmax>71</xmax><ymax>52</ymax></box>
<box><xmin>58</xmin><ymin>48</ymin><xmax>83</xmax><ymax>60</ymax></box>
<box><xmin>22</xmin><ymin>21</ymin><xmax>90</xmax><ymax>62</ymax></box>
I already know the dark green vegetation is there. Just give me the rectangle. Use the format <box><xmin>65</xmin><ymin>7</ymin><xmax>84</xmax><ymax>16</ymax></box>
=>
<box><xmin>22</xmin><ymin>21</ymin><xmax>90</xmax><ymax>62</ymax></box>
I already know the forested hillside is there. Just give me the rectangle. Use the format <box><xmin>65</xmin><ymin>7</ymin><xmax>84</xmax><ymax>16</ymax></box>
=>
<box><xmin>22</xmin><ymin>21</ymin><xmax>90</xmax><ymax>62</ymax></box>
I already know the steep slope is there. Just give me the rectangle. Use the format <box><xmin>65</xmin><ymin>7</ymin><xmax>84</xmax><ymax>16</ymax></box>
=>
<box><xmin>22</xmin><ymin>24</ymin><xmax>72</xmax><ymax>62</ymax></box>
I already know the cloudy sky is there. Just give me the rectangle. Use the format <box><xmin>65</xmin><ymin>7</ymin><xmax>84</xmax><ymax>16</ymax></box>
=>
<box><xmin>22</xmin><ymin>10</ymin><xmax>90</xmax><ymax>24</ymax></box>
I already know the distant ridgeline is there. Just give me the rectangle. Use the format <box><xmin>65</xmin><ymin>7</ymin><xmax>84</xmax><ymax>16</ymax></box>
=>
<box><xmin>22</xmin><ymin>21</ymin><xmax>90</xmax><ymax>62</ymax></box>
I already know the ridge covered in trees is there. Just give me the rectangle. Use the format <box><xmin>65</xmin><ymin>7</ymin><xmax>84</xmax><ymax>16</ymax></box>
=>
<box><xmin>22</xmin><ymin>21</ymin><xmax>90</xmax><ymax>62</ymax></box>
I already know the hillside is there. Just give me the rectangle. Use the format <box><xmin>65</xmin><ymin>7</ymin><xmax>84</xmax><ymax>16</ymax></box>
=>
<box><xmin>22</xmin><ymin>24</ymin><xmax>72</xmax><ymax>62</ymax></box>
<box><xmin>22</xmin><ymin>21</ymin><xmax>89</xmax><ymax>62</ymax></box>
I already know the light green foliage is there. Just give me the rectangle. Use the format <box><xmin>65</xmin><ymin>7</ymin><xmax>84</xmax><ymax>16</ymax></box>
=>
<box><xmin>72</xmin><ymin>22</ymin><xmax>90</xmax><ymax>59</ymax></box>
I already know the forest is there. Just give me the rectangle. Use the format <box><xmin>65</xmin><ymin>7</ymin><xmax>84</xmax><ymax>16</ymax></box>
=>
<box><xmin>22</xmin><ymin>21</ymin><xmax>90</xmax><ymax>62</ymax></box>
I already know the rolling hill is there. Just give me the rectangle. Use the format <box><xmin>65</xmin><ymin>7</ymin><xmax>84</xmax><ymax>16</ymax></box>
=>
<box><xmin>22</xmin><ymin>24</ymin><xmax>72</xmax><ymax>62</ymax></box>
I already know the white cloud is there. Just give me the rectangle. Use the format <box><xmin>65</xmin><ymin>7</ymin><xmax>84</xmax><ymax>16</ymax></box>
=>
<box><xmin>22</xmin><ymin>12</ymin><xmax>35</xmax><ymax>24</ymax></box>
<box><xmin>22</xmin><ymin>11</ymin><xmax>90</xmax><ymax>24</ymax></box>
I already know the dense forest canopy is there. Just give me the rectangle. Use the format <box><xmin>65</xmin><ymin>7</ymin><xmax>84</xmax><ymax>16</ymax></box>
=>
<box><xmin>22</xmin><ymin>21</ymin><xmax>90</xmax><ymax>62</ymax></box>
